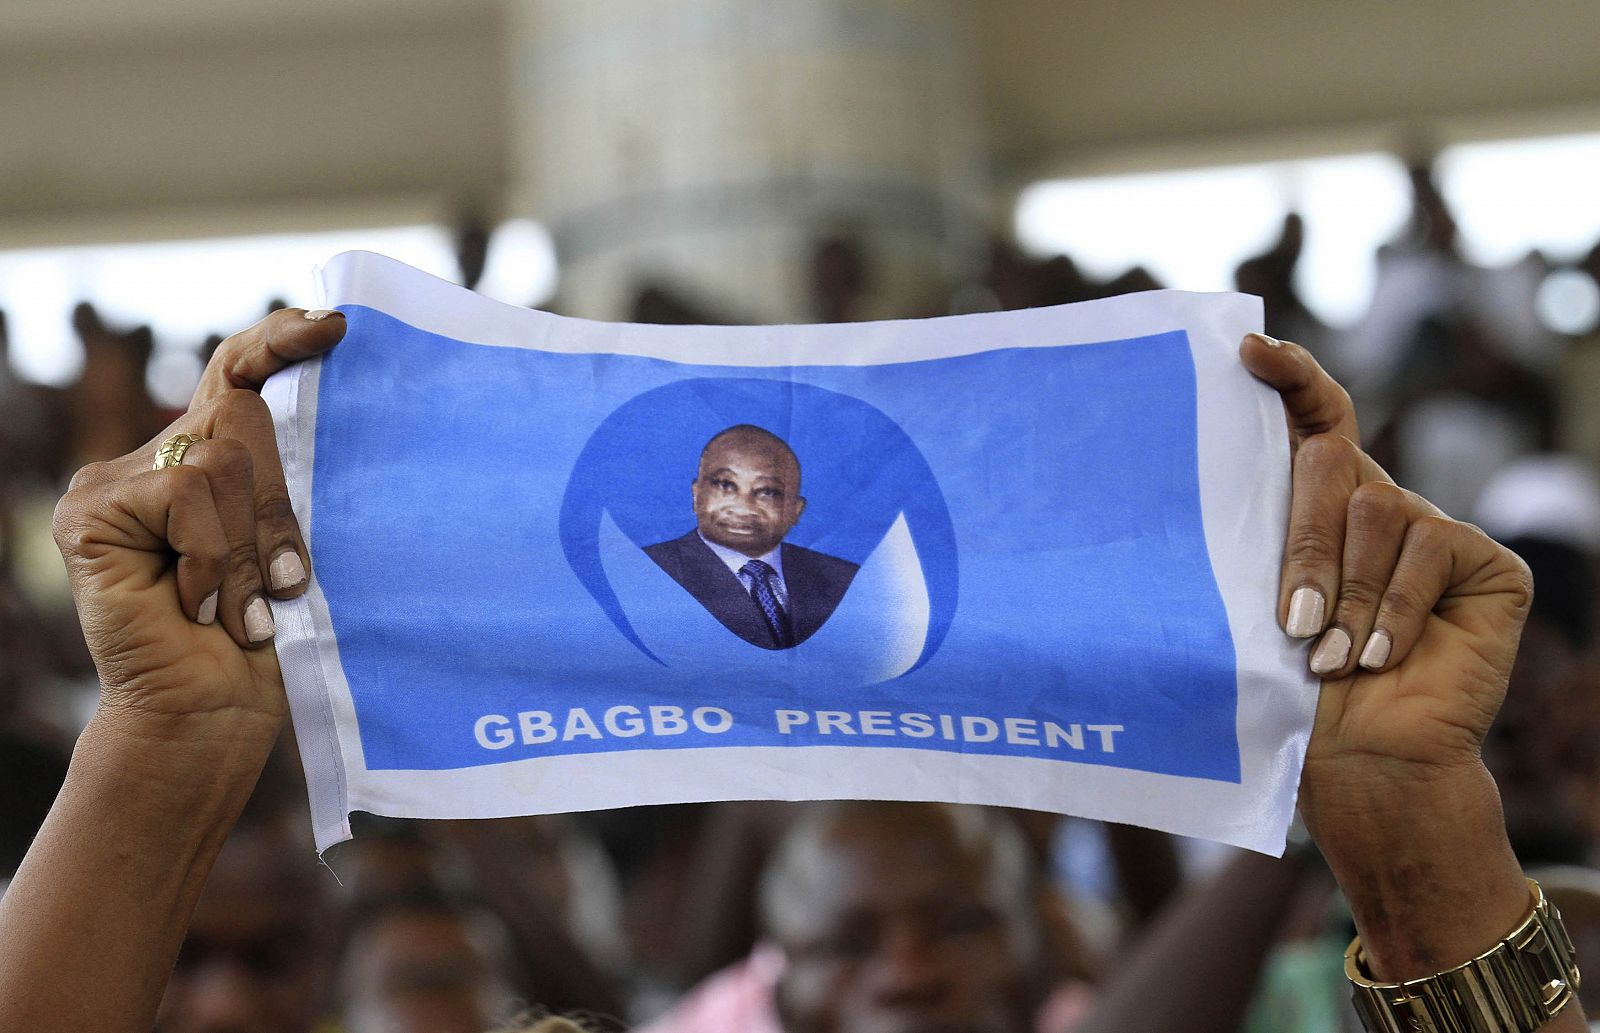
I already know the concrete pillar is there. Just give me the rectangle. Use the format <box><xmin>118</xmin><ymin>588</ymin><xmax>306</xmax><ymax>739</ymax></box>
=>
<box><xmin>511</xmin><ymin>0</ymin><xmax>987</xmax><ymax>322</ymax></box>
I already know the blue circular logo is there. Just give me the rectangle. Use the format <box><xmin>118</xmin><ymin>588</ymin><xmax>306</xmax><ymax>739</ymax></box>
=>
<box><xmin>559</xmin><ymin>377</ymin><xmax>957</xmax><ymax>677</ymax></box>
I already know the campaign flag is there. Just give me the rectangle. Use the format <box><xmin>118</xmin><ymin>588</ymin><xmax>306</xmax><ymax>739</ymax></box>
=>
<box><xmin>264</xmin><ymin>251</ymin><xmax>1317</xmax><ymax>854</ymax></box>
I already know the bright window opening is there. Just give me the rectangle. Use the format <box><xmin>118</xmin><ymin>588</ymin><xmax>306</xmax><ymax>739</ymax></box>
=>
<box><xmin>1014</xmin><ymin>131</ymin><xmax>1600</xmax><ymax>331</ymax></box>
<box><xmin>1015</xmin><ymin>153</ymin><xmax>1413</xmax><ymax>328</ymax></box>
<box><xmin>1438</xmin><ymin>131</ymin><xmax>1600</xmax><ymax>267</ymax></box>
<box><xmin>0</xmin><ymin>220</ymin><xmax>557</xmax><ymax>393</ymax></box>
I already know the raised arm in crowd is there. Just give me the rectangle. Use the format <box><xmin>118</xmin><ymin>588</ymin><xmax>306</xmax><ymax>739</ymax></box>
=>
<box><xmin>0</xmin><ymin>309</ymin><xmax>1584</xmax><ymax>1033</ymax></box>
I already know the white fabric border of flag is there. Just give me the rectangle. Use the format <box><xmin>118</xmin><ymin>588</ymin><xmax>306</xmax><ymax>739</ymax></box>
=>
<box><xmin>263</xmin><ymin>251</ymin><xmax>1317</xmax><ymax>855</ymax></box>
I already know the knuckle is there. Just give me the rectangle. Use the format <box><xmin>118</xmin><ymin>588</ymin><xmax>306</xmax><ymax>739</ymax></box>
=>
<box><xmin>67</xmin><ymin>460</ymin><xmax>111</xmax><ymax>493</ymax></box>
<box><xmin>1289</xmin><ymin>349</ymin><xmax>1356</xmax><ymax>421</ymax></box>
<box><xmin>255</xmin><ymin>484</ymin><xmax>297</xmax><ymax>530</ymax></box>
<box><xmin>1407</xmin><ymin>514</ymin><xmax>1454</xmax><ymax>551</ymax></box>
<box><xmin>1293</xmin><ymin>432</ymin><xmax>1358</xmax><ymax>479</ymax></box>
<box><xmin>1380</xmin><ymin>579</ymin><xmax>1431</xmax><ymax>622</ymax></box>
<box><xmin>215</xmin><ymin>323</ymin><xmax>251</xmax><ymax>354</ymax></box>
<box><xmin>225</xmin><ymin>537</ymin><xmax>263</xmax><ymax>581</ymax></box>
<box><xmin>1325</xmin><ymin>381</ymin><xmax>1355</xmax><ymax>424</ymax></box>
<box><xmin>265</xmin><ymin>308</ymin><xmax>297</xmax><ymax>341</ymax></box>
<box><xmin>207</xmin><ymin>318</ymin><xmax>264</xmax><ymax>368</ymax></box>
<box><xmin>1346</xmin><ymin>481</ymin><xmax>1404</xmax><ymax>526</ymax></box>
<box><xmin>201</xmin><ymin>437</ymin><xmax>255</xmax><ymax>484</ymax></box>
<box><xmin>1502</xmin><ymin>551</ymin><xmax>1535</xmax><ymax>612</ymax></box>
<box><xmin>50</xmin><ymin>496</ymin><xmax>91</xmax><ymax>555</ymax></box>
<box><xmin>219</xmin><ymin>386</ymin><xmax>268</xmax><ymax>418</ymax></box>
<box><xmin>1398</xmin><ymin>486</ymin><xmax>1442</xmax><ymax>518</ymax></box>
<box><xmin>1333</xmin><ymin>577</ymin><xmax>1384</xmax><ymax>612</ymax></box>
<box><xmin>191</xmin><ymin>386</ymin><xmax>228</xmax><ymax>419</ymax></box>
<box><xmin>1296</xmin><ymin>432</ymin><xmax>1345</xmax><ymax>466</ymax></box>
<box><xmin>216</xmin><ymin>387</ymin><xmax>270</xmax><ymax>425</ymax></box>
<box><xmin>1287</xmin><ymin>524</ymin><xmax>1342</xmax><ymax>569</ymax></box>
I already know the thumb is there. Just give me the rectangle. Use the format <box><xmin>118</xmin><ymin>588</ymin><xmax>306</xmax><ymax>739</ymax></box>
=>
<box><xmin>1239</xmin><ymin>333</ymin><xmax>1360</xmax><ymax>454</ymax></box>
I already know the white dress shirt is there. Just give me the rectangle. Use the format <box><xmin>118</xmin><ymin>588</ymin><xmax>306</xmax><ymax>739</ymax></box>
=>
<box><xmin>697</xmin><ymin>532</ymin><xmax>790</xmax><ymax>609</ymax></box>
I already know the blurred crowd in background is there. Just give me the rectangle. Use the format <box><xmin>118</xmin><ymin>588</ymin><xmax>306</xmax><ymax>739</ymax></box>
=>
<box><xmin>4</xmin><ymin>151</ymin><xmax>1600</xmax><ymax>1033</ymax></box>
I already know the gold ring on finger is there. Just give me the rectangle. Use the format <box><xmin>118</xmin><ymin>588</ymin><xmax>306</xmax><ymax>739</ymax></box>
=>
<box><xmin>153</xmin><ymin>432</ymin><xmax>206</xmax><ymax>471</ymax></box>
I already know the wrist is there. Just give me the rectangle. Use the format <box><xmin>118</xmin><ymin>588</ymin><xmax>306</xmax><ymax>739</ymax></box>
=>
<box><xmin>1303</xmin><ymin>758</ymin><xmax>1529</xmax><ymax>981</ymax></box>
<box><xmin>1300</xmin><ymin>754</ymin><xmax>1490</xmax><ymax>850</ymax></box>
<box><xmin>80</xmin><ymin>704</ymin><xmax>281</xmax><ymax>812</ymax></box>
<box><xmin>89</xmin><ymin>694</ymin><xmax>283</xmax><ymax>752</ymax></box>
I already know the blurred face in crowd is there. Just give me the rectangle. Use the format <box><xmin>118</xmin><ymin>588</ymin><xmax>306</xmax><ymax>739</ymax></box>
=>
<box><xmin>767</xmin><ymin>804</ymin><xmax>1036</xmax><ymax>1033</ymax></box>
<box><xmin>339</xmin><ymin>905</ymin><xmax>518</xmax><ymax>1033</ymax></box>
<box><xmin>157</xmin><ymin>820</ymin><xmax>335</xmax><ymax>1033</ymax></box>
<box><xmin>692</xmin><ymin>426</ymin><xmax>806</xmax><ymax>558</ymax></box>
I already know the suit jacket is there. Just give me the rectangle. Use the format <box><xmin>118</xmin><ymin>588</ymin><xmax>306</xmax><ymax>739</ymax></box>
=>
<box><xmin>643</xmin><ymin>530</ymin><xmax>859</xmax><ymax>650</ymax></box>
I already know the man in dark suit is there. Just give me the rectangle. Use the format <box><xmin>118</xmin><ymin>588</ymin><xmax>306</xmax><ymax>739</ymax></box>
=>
<box><xmin>645</xmin><ymin>424</ymin><xmax>858</xmax><ymax>650</ymax></box>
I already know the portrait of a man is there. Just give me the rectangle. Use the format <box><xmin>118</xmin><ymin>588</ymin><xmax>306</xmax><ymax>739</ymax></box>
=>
<box><xmin>644</xmin><ymin>424</ymin><xmax>859</xmax><ymax>650</ymax></box>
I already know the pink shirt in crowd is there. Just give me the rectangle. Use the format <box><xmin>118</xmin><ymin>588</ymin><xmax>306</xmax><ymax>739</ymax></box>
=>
<box><xmin>634</xmin><ymin>943</ymin><xmax>1093</xmax><ymax>1033</ymax></box>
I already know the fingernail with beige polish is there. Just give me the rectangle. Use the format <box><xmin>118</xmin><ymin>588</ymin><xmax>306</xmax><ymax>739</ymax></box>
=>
<box><xmin>1246</xmin><ymin>331</ymin><xmax>1282</xmax><ymax>348</ymax></box>
<box><xmin>1310</xmin><ymin>627</ymin><xmax>1351</xmax><ymax>675</ymax></box>
<box><xmin>1286</xmin><ymin>586</ymin><xmax>1325</xmax><ymax>638</ymax></box>
<box><xmin>269</xmin><ymin>550</ymin><xmax>306</xmax><ymax>591</ymax></box>
<box><xmin>197</xmin><ymin>591</ymin><xmax>218</xmax><ymax>626</ymax></box>
<box><xmin>304</xmin><ymin>308</ymin><xmax>338</xmax><ymax>321</ymax></box>
<box><xmin>1359</xmin><ymin>629</ymin><xmax>1392</xmax><ymax>670</ymax></box>
<box><xmin>244</xmin><ymin>597</ymin><xmax>275</xmax><ymax>643</ymax></box>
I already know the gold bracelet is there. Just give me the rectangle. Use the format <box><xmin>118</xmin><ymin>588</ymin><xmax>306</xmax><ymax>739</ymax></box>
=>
<box><xmin>1345</xmin><ymin>878</ymin><xmax>1580</xmax><ymax>1033</ymax></box>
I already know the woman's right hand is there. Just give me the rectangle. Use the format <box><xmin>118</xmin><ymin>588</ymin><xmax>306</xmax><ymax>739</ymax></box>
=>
<box><xmin>52</xmin><ymin>308</ymin><xmax>344</xmax><ymax>739</ymax></box>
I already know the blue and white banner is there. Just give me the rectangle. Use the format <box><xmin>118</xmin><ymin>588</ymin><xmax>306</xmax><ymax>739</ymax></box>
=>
<box><xmin>265</xmin><ymin>252</ymin><xmax>1316</xmax><ymax>854</ymax></box>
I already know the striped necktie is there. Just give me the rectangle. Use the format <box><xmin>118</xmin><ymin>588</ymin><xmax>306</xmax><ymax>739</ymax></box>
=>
<box><xmin>739</xmin><ymin>559</ymin><xmax>794</xmax><ymax>648</ymax></box>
